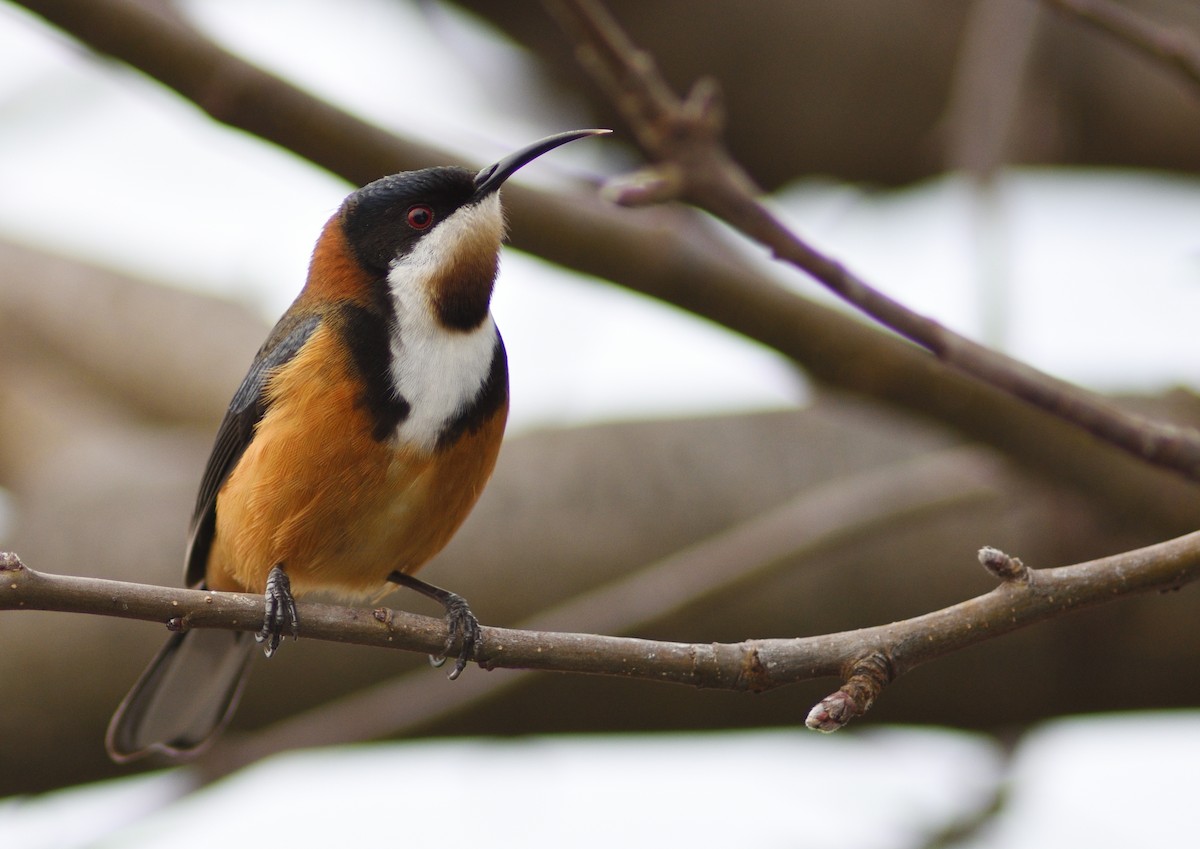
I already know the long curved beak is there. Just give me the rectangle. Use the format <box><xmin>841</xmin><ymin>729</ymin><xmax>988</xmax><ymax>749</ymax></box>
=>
<box><xmin>473</xmin><ymin>129</ymin><xmax>610</xmax><ymax>199</ymax></box>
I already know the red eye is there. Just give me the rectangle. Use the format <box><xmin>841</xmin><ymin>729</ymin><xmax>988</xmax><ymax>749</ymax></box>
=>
<box><xmin>406</xmin><ymin>204</ymin><xmax>434</xmax><ymax>230</ymax></box>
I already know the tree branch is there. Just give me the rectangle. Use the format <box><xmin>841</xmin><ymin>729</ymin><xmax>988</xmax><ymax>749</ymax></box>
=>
<box><xmin>546</xmin><ymin>0</ymin><xmax>1200</xmax><ymax>484</ymax></box>
<box><xmin>6</xmin><ymin>522</ymin><xmax>1200</xmax><ymax>731</ymax></box>
<box><xmin>197</xmin><ymin>446</ymin><xmax>1002</xmax><ymax>775</ymax></box>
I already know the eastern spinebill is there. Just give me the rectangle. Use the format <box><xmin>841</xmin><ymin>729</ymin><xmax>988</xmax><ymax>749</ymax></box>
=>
<box><xmin>106</xmin><ymin>129</ymin><xmax>609</xmax><ymax>762</ymax></box>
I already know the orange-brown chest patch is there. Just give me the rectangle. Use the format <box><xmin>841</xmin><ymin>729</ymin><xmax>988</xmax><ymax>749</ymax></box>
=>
<box><xmin>204</xmin><ymin>321</ymin><xmax>506</xmax><ymax>600</ymax></box>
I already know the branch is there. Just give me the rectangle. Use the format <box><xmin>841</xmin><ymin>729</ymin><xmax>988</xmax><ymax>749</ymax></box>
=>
<box><xmin>0</xmin><ymin>553</ymin><xmax>769</xmax><ymax>687</ymax></box>
<box><xmin>546</xmin><ymin>0</ymin><xmax>1200</xmax><ymax>485</ymax></box>
<box><xmin>1041</xmin><ymin>0</ymin><xmax>1200</xmax><ymax>93</ymax></box>
<box><xmin>198</xmin><ymin>446</ymin><xmax>1002</xmax><ymax>775</ymax></box>
<box><xmin>6</xmin><ymin>522</ymin><xmax>1200</xmax><ymax>731</ymax></box>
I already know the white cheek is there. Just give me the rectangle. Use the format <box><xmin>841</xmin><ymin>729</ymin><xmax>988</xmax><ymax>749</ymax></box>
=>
<box><xmin>385</xmin><ymin>196</ymin><xmax>504</xmax><ymax>452</ymax></box>
<box><xmin>395</xmin><ymin>194</ymin><xmax>505</xmax><ymax>281</ymax></box>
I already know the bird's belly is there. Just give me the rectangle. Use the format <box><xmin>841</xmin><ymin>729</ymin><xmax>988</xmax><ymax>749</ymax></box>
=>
<box><xmin>204</xmin><ymin>327</ymin><xmax>506</xmax><ymax>599</ymax></box>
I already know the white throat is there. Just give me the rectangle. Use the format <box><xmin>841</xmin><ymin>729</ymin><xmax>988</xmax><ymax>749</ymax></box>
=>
<box><xmin>385</xmin><ymin>197</ymin><xmax>503</xmax><ymax>453</ymax></box>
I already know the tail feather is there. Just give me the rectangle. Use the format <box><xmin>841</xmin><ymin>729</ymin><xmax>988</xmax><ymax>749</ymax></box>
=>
<box><xmin>106</xmin><ymin>629</ymin><xmax>256</xmax><ymax>763</ymax></box>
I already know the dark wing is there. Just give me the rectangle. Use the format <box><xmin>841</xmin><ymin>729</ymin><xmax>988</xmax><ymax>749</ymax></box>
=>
<box><xmin>184</xmin><ymin>312</ymin><xmax>321</xmax><ymax>587</ymax></box>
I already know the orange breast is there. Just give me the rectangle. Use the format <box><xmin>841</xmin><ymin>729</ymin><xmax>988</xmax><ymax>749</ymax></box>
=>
<box><xmin>205</xmin><ymin>321</ymin><xmax>507</xmax><ymax>600</ymax></box>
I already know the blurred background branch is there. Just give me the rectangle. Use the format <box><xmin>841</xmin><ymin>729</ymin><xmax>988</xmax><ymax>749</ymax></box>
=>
<box><xmin>1042</xmin><ymin>0</ymin><xmax>1200</xmax><ymax>91</ymax></box>
<box><xmin>551</xmin><ymin>0</ymin><xmax>1200</xmax><ymax>481</ymax></box>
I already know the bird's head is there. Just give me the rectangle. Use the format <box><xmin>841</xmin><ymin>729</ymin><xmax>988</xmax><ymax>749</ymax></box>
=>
<box><xmin>304</xmin><ymin>129</ymin><xmax>608</xmax><ymax>331</ymax></box>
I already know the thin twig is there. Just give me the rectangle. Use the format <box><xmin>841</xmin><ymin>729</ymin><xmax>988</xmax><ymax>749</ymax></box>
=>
<box><xmin>6</xmin><ymin>522</ymin><xmax>1200</xmax><ymax>730</ymax></box>
<box><xmin>547</xmin><ymin>0</ymin><xmax>1200</xmax><ymax>483</ymax></box>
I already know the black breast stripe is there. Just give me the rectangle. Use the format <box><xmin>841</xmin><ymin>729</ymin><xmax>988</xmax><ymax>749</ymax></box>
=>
<box><xmin>336</xmin><ymin>303</ymin><xmax>411</xmax><ymax>442</ymax></box>
<box><xmin>436</xmin><ymin>331</ymin><xmax>508</xmax><ymax>451</ymax></box>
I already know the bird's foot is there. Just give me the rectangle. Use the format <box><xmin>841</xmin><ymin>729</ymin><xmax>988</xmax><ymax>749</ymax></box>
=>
<box><xmin>256</xmin><ymin>564</ymin><xmax>299</xmax><ymax>657</ymax></box>
<box><xmin>433</xmin><ymin>591</ymin><xmax>481</xmax><ymax>681</ymax></box>
<box><xmin>387</xmin><ymin>571</ymin><xmax>480</xmax><ymax>680</ymax></box>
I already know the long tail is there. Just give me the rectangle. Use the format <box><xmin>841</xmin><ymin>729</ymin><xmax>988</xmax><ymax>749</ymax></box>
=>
<box><xmin>106</xmin><ymin>629</ymin><xmax>256</xmax><ymax>763</ymax></box>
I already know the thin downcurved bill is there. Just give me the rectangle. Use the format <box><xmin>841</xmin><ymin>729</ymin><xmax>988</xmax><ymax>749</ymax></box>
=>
<box><xmin>472</xmin><ymin>129</ymin><xmax>610</xmax><ymax>200</ymax></box>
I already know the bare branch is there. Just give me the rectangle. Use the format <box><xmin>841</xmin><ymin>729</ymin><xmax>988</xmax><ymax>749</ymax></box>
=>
<box><xmin>1041</xmin><ymin>0</ymin><xmax>1200</xmax><ymax>92</ymax></box>
<box><xmin>0</xmin><ymin>553</ymin><xmax>772</xmax><ymax>688</ymax></box>
<box><xmin>198</xmin><ymin>447</ymin><xmax>1001</xmax><ymax>774</ymax></box>
<box><xmin>7</xmin><ymin>519</ymin><xmax>1200</xmax><ymax>731</ymax></box>
<box><xmin>546</xmin><ymin>0</ymin><xmax>1200</xmax><ymax>484</ymax></box>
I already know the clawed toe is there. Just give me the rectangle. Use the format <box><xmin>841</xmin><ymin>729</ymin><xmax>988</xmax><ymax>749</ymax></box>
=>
<box><xmin>388</xmin><ymin>571</ymin><xmax>481</xmax><ymax>679</ymax></box>
<box><xmin>256</xmin><ymin>564</ymin><xmax>299</xmax><ymax>657</ymax></box>
<box><xmin>436</xmin><ymin>593</ymin><xmax>481</xmax><ymax>681</ymax></box>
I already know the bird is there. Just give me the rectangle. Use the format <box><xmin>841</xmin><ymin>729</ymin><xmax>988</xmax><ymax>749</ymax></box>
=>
<box><xmin>105</xmin><ymin>129</ymin><xmax>609</xmax><ymax>763</ymax></box>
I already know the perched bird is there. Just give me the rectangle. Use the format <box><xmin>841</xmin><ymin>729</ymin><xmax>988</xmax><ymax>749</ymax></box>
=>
<box><xmin>106</xmin><ymin>129</ymin><xmax>608</xmax><ymax>763</ymax></box>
